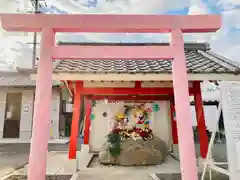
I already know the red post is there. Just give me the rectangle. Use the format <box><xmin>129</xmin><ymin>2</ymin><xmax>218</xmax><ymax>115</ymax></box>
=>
<box><xmin>28</xmin><ymin>28</ymin><xmax>54</xmax><ymax>180</ymax></box>
<box><xmin>84</xmin><ymin>98</ymin><xmax>92</xmax><ymax>145</ymax></box>
<box><xmin>170</xmin><ymin>102</ymin><xmax>178</xmax><ymax>144</ymax></box>
<box><xmin>69</xmin><ymin>81</ymin><xmax>83</xmax><ymax>159</ymax></box>
<box><xmin>193</xmin><ymin>81</ymin><xmax>208</xmax><ymax>158</ymax></box>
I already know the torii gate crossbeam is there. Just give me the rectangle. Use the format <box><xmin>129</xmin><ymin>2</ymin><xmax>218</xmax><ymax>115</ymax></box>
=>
<box><xmin>0</xmin><ymin>14</ymin><xmax>221</xmax><ymax>180</ymax></box>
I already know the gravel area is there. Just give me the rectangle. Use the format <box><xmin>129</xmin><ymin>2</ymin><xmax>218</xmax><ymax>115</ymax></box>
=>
<box><xmin>4</xmin><ymin>175</ymin><xmax>72</xmax><ymax>180</ymax></box>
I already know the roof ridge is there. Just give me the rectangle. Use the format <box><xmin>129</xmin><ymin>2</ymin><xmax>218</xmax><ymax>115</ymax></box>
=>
<box><xmin>57</xmin><ymin>41</ymin><xmax>210</xmax><ymax>51</ymax></box>
<box><xmin>197</xmin><ymin>50</ymin><xmax>240</xmax><ymax>73</ymax></box>
<box><xmin>207</xmin><ymin>51</ymin><xmax>240</xmax><ymax>69</ymax></box>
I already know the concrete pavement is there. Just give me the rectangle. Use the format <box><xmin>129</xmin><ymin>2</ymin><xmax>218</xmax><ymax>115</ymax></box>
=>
<box><xmin>0</xmin><ymin>152</ymin><xmax>29</xmax><ymax>179</ymax></box>
<box><xmin>0</xmin><ymin>143</ymin><xmax>72</xmax><ymax>179</ymax></box>
<box><xmin>0</xmin><ymin>143</ymin><xmax>69</xmax><ymax>153</ymax></box>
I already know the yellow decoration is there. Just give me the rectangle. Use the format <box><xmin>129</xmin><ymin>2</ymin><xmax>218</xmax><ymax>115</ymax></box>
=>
<box><xmin>116</xmin><ymin>113</ymin><xmax>125</xmax><ymax>120</ymax></box>
<box><xmin>50</xmin><ymin>127</ymin><xmax>53</xmax><ymax>138</ymax></box>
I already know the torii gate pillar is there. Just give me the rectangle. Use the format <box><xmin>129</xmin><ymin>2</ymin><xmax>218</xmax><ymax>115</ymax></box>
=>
<box><xmin>28</xmin><ymin>28</ymin><xmax>54</xmax><ymax>180</ymax></box>
<box><xmin>171</xmin><ymin>29</ymin><xmax>197</xmax><ymax>180</ymax></box>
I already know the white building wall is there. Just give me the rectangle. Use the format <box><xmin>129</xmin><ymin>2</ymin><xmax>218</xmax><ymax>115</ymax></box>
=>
<box><xmin>19</xmin><ymin>90</ymin><xmax>34</xmax><ymax>140</ymax></box>
<box><xmin>51</xmin><ymin>90</ymin><xmax>60</xmax><ymax>139</ymax></box>
<box><xmin>0</xmin><ymin>88</ymin><xmax>61</xmax><ymax>140</ymax></box>
<box><xmin>190</xmin><ymin>105</ymin><xmax>219</xmax><ymax>132</ymax></box>
<box><xmin>151</xmin><ymin>101</ymin><xmax>172</xmax><ymax>148</ymax></box>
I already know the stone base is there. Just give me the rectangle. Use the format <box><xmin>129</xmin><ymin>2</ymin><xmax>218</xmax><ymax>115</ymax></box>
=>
<box><xmin>99</xmin><ymin>137</ymin><xmax>168</xmax><ymax>166</ymax></box>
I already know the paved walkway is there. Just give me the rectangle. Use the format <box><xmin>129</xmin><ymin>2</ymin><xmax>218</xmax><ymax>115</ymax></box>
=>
<box><xmin>75</xmin><ymin>156</ymin><xmax>181</xmax><ymax>180</ymax></box>
<box><xmin>0</xmin><ymin>143</ymin><xmax>228</xmax><ymax>180</ymax></box>
<box><xmin>0</xmin><ymin>144</ymin><xmax>77</xmax><ymax>179</ymax></box>
<box><xmin>77</xmin><ymin>171</ymin><xmax>153</xmax><ymax>180</ymax></box>
<box><xmin>0</xmin><ymin>143</ymin><xmax>69</xmax><ymax>152</ymax></box>
<box><xmin>2</xmin><ymin>151</ymin><xmax>93</xmax><ymax>177</ymax></box>
<box><xmin>0</xmin><ymin>152</ymin><xmax>29</xmax><ymax>179</ymax></box>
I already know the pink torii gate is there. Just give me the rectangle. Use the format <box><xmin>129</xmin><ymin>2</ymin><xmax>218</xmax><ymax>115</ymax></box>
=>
<box><xmin>0</xmin><ymin>14</ymin><xmax>221</xmax><ymax>180</ymax></box>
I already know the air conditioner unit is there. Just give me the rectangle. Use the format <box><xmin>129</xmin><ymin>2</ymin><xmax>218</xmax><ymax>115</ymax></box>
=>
<box><xmin>65</xmin><ymin>103</ymin><xmax>73</xmax><ymax>113</ymax></box>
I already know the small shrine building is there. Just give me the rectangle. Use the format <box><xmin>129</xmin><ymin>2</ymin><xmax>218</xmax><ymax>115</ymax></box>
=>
<box><xmin>42</xmin><ymin>41</ymin><xmax>240</xmax><ymax>156</ymax></box>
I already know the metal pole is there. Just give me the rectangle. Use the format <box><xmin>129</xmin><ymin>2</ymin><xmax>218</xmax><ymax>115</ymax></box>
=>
<box><xmin>201</xmin><ymin>102</ymin><xmax>222</xmax><ymax>180</ymax></box>
<box><xmin>32</xmin><ymin>0</ymin><xmax>39</xmax><ymax>69</ymax></box>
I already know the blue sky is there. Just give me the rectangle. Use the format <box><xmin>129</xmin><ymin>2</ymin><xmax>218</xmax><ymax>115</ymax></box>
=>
<box><xmin>0</xmin><ymin>0</ymin><xmax>239</xmax><ymax>70</ymax></box>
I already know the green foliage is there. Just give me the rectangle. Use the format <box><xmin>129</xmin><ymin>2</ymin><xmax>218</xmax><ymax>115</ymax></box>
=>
<box><xmin>92</xmin><ymin>100</ymin><xmax>96</xmax><ymax>107</ymax></box>
<box><xmin>106</xmin><ymin>131</ymin><xmax>121</xmax><ymax>157</ymax></box>
<box><xmin>144</xmin><ymin>111</ymin><xmax>148</xmax><ymax>120</ymax></box>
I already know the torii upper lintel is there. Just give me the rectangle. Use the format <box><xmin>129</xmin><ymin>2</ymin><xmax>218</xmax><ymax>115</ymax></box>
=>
<box><xmin>0</xmin><ymin>14</ymin><xmax>221</xmax><ymax>33</ymax></box>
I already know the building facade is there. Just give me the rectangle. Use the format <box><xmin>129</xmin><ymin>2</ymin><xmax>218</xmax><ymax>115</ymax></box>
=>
<box><xmin>0</xmin><ymin>73</ymin><xmax>63</xmax><ymax>141</ymax></box>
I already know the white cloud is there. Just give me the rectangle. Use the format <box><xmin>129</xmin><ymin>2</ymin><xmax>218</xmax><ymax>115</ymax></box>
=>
<box><xmin>184</xmin><ymin>0</ymin><xmax>240</xmax><ymax>62</ymax></box>
<box><xmin>188</xmin><ymin>0</ymin><xmax>209</xmax><ymax>14</ymax></box>
<box><xmin>222</xmin><ymin>8</ymin><xmax>240</xmax><ymax>28</ymax></box>
<box><xmin>51</xmin><ymin>0</ymin><xmax>190</xmax><ymax>14</ymax></box>
<box><xmin>215</xmin><ymin>0</ymin><xmax>240</xmax><ymax>10</ymax></box>
<box><xmin>0</xmin><ymin>0</ymin><xmax>239</xmax><ymax>71</ymax></box>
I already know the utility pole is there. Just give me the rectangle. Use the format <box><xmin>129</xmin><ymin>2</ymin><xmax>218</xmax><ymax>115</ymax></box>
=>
<box><xmin>32</xmin><ymin>0</ymin><xmax>39</xmax><ymax>69</ymax></box>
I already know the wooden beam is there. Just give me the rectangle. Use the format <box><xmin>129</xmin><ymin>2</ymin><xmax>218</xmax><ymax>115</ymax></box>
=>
<box><xmin>193</xmin><ymin>81</ymin><xmax>209</xmax><ymax>158</ymax></box>
<box><xmin>0</xmin><ymin>14</ymin><xmax>221</xmax><ymax>33</ymax></box>
<box><xmin>63</xmin><ymin>80</ymin><xmax>73</xmax><ymax>97</ymax></box>
<box><xmin>81</xmin><ymin>87</ymin><xmax>194</xmax><ymax>95</ymax></box>
<box><xmin>83</xmin><ymin>98</ymin><xmax>92</xmax><ymax>145</ymax></box>
<box><xmin>52</xmin><ymin>45</ymin><xmax>173</xmax><ymax>60</ymax></box>
<box><xmin>135</xmin><ymin>81</ymin><xmax>142</xmax><ymax>88</ymax></box>
<box><xmin>87</xmin><ymin>95</ymin><xmax>171</xmax><ymax>101</ymax></box>
<box><xmin>46</xmin><ymin>73</ymin><xmax>240</xmax><ymax>81</ymax></box>
<box><xmin>66</xmin><ymin>80</ymin><xmax>75</xmax><ymax>96</ymax></box>
<box><xmin>170</xmin><ymin>102</ymin><xmax>178</xmax><ymax>144</ymax></box>
<box><xmin>69</xmin><ymin>81</ymin><xmax>83</xmax><ymax>159</ymax></box>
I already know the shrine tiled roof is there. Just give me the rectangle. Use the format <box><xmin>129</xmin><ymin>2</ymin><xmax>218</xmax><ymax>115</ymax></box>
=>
<box><xmin>53</xmin><ymin>42</ymin><xmax>240</xmax><ymax>74</ymax></box>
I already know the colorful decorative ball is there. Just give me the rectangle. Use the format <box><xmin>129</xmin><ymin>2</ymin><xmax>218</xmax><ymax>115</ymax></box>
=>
<box><xmin>90</xmin><ymin>114</ymin><xmax>95</xmax><ymax>120</ymax></box>
<box><xmin>144</xmin><ymin>120</ymin><xmax>150</xmax><ymax>125</ymax></box>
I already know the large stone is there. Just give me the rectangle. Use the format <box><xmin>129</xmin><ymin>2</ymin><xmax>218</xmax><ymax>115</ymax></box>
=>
<box><xmin>99</xmin><ymin>137</ymin><xmax>168</xmax><ymax>166</ymax></box>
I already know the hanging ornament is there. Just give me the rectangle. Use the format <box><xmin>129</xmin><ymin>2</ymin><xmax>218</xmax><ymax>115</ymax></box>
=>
<box><xmin>152</xmin><ymin>103</ymin><xmax>160</xmax><ymax>112</ymax></box>
<box><xmin>90</xmin><ymin>114</ymin><xmax>95</xmax><ymax>120</ymax></box>
<box><xmin>102</xmin><ymin>112</ymin><xmax>108</xmax><ymax>117</ymax></box>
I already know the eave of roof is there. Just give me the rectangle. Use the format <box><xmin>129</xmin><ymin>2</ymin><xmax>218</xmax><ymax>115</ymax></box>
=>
<box><xmin>0</xmin><ymin>71</ymin><xmax>60</xmax><ymax>87</ymax></box>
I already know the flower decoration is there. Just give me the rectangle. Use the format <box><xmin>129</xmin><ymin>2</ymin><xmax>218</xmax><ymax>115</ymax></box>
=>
<box><xmin>106</xmin><ymin>103</ymin><xmax>155</xmax><ymax>157</ymax></box>
<box><xmin>146</xmin><ymin>108</ymin><xmax>152</xmax><ymax>112</ymax></box>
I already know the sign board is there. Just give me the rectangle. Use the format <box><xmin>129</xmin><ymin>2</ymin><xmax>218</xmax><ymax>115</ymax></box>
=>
<box><xmin>23</xmin><ymin>104</ymin><xmax>31</xmax><ymax>113</ymax></box>
<box><xmin>220</xmin><ymin>81</ymin><xmax>240</xmax><ymax>180</ymax></box>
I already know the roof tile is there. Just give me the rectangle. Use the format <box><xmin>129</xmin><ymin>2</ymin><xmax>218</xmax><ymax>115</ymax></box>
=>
<box><xmin>54</xmin><ymin>49</ymin><xmax>240</xmax><ymax>74</ymax></box>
